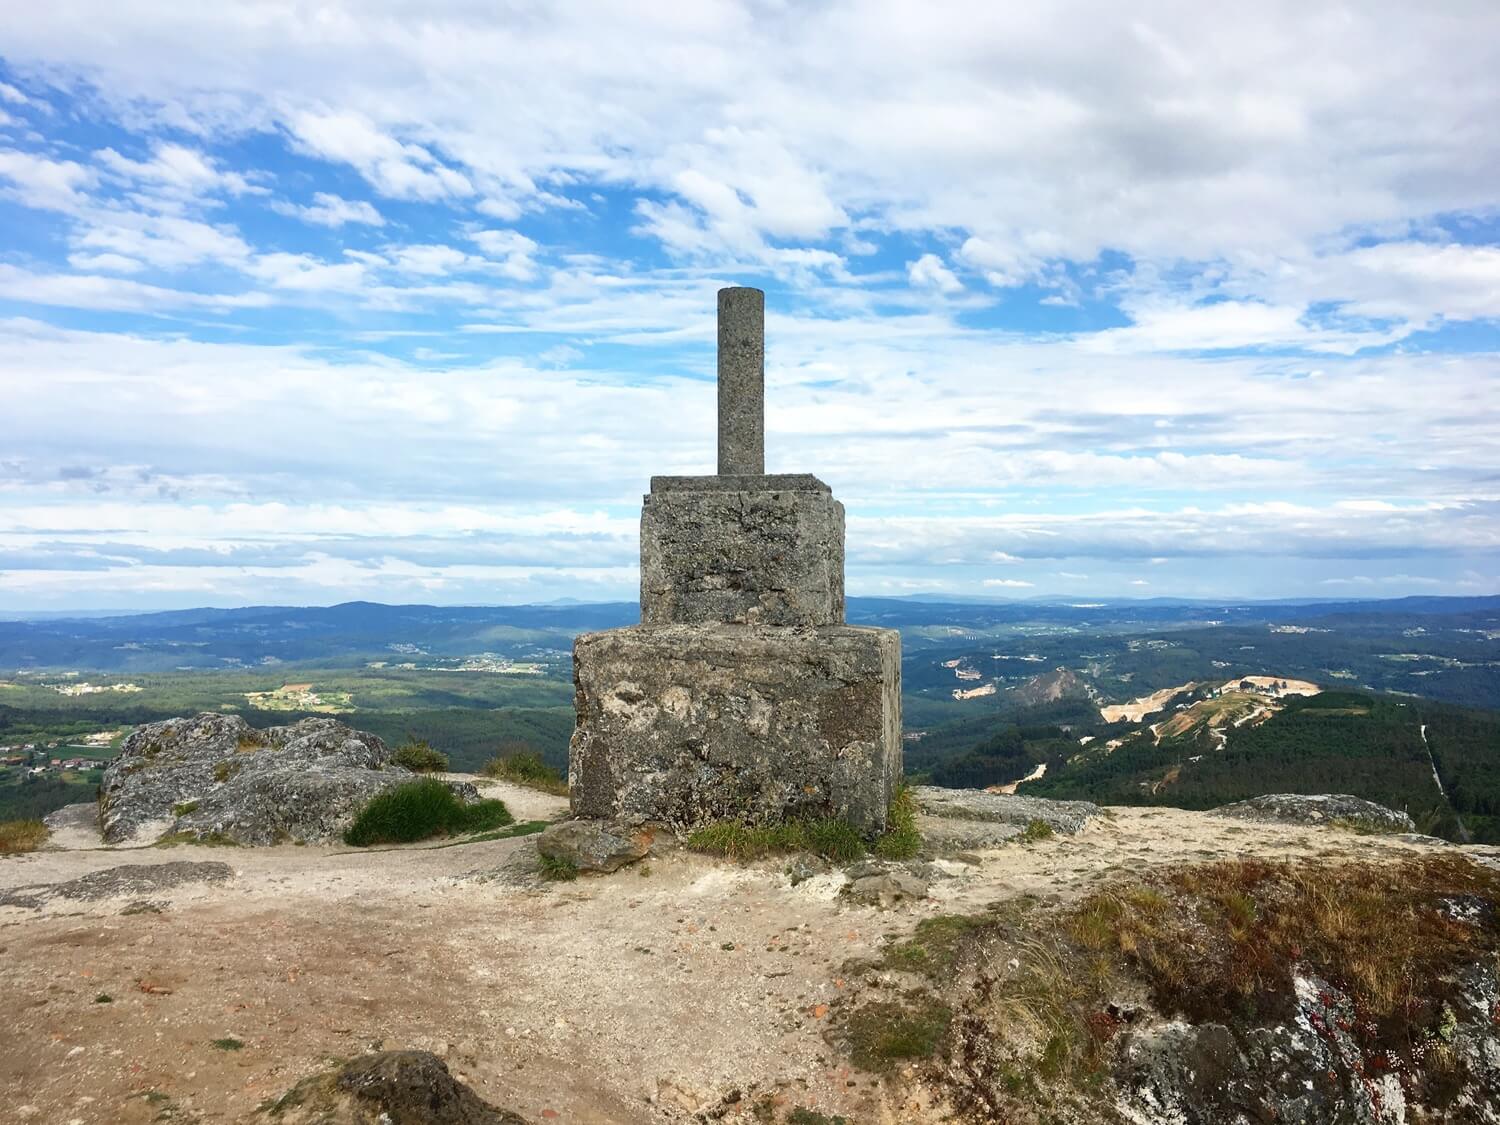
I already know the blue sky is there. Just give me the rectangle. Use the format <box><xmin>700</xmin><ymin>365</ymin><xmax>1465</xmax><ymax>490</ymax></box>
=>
<box><xmin>0</xmin><ymin>2</ymin><xmax>1497</xmax><ymax>610</ymax></box>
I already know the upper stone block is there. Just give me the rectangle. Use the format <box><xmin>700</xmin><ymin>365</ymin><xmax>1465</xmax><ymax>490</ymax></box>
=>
<box><xmin>640</xmin><ymin>477</ymin><xmax>845</xmax><ymax>627</ymax></box>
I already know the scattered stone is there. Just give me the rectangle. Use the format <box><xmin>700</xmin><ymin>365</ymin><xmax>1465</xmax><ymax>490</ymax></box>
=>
<box><xmin>262</xmin><ymin>1049</ymin><xmax>529</xmax><ymax>1123</ymax></box>
<box><xmin>99</xmin><ymin>712</ymin><xmax>479</xmax><ymax>846</ymax></box>
<box><xmin>535</xmin><ymin>819</ymin><xmax>654</xmax><ymax>873</ymax></box>
<box><xmin>1</xmin><ymin>861</ymin><xmax>232</xmax><ymax>910</ymax></box>
<box><xmin>912</xmin><ymin>786</ymin><xmax>1101</xmax><ymax>834</ymax></box>
<box><xmin>786</xmin><ymin>856</ymin><xmax>828</xmax><ymax>886</ymax></box>
<box><xmin>1212</xmin><ymin>793</ymin><xmax>1415</xmax><ymax>833</ymax></box>
<box><xmin>849</xmin><ymin>871</ymin><xmax>928</xmax><ymax>907</ymax></box>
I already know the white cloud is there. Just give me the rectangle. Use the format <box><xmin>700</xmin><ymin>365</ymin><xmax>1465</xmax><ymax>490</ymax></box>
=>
<box><xmin>272</xmin><ymin>191</ymin><xmax>385</xmax><ymax>227</ymax></box>
<box><xmin>983</xmin><ymin>578</ymin><xmax>1034</xmax><ymax>588</ymax></box>
<box><xmin>907</xmin><ymin>253</ymin><xmax>963</xmax><ymax>294</ymax></box>
<box><xmin>0</xmin><ymin>148</ymin><xmax>95</xmax><ymax>211</ymax></box>
<box><xmin>287</xmin><ymin>109</ymin><xmax>472</xmax><ymax>201</ymax></box>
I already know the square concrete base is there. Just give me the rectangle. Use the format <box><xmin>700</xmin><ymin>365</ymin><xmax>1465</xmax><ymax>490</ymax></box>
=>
<box><xmin>640</xmin><ymin>479</ymin><xmax>844</xmax><ymax>627</ymax></box>
<box><xmin>569</xmin><ymin>624</ymin><xmax>901</xmax><ymax>834</ymax></box>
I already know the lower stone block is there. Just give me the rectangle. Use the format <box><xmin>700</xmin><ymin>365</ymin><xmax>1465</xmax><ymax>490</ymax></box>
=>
<box><xmin>569</xmin><ymin>624</ymin><xmax>901</xmax><ymax>834</ymax></box>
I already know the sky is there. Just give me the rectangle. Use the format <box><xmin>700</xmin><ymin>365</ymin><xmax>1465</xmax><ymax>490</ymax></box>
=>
<box><xmin>0</xmin><ymin>1</ymin><xmax>1497</xmax><ymax>611</ymax></box>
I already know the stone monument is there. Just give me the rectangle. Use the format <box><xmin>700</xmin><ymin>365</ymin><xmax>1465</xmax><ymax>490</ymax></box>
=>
<box><xmin>568</xmin><ymin>287</ymin><xmax>902</xmax><ymax>835</ymax></box>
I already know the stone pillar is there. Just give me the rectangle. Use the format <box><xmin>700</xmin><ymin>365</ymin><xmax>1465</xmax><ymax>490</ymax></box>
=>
<box><xmin>717</xmin><ymin>286</ymin><xmax>764</xmax><ymax>476</ymax></box>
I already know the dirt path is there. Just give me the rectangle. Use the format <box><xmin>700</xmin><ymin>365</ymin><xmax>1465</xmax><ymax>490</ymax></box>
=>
<box><xmin>0</xmin><ymin>798</ymin><xmax>1468</xmax><ymax>1125</ymax></box>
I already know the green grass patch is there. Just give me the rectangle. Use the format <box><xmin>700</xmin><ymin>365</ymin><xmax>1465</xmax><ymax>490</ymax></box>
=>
<box><xmin>687</xmin><ymin>816</ymin><xmax>865</xmax><ymax>863</ymax></box>
<box><xmin>878</xmin><ymin>913</ymin><xmax>991</xmax><ymax>978</ymax></box>
<box><xmin>873</xmin><ymin>784</ymin><xmax>922</xmax><ymax>859</ymax></box>
<box><xmin>841</xmin><ymin>997</ymin><xmax>952</xmax><ymax>1072</ymax></box>
<box><xmin>172</xmin><ymin>800</ymin><xmax>199</xmax><ymax>816</ymax></box>
<box><xmin>425</xmin><ymin>820</ymin><xmax>547</xmax><ymax>849</ymax></box>
<box><xmin>1019</xmin><ymin>819</ymin><xmax>1055</xmax><ymax>844</ymax></box>
<box><xmin>153</xmin><ymin>830</ymin><xmax>239</xmax><ymax>848</ymax></box>
<box><xmin>480</xmin><ymin>749</ymin><xmax>568</xmax><ymax>795</ymax></box>
<box><xmin>211</xmin><ymin>1037</ymin><xmax>244</xmax><ymax>1051</ymax></box>
<box><xmin>0</xmin><ymin>818</ymin><xmax>48</xmax><ymax>855</ymax></box>
<box><xmin>94</xmin><ymin>993</ymin><xmax>112</xmax><ymax>1003</ymax></box>
<box><xmin>391</xmin><ymin>739</ymin><xmax>449</xmax><ymax>773</ymax></box>
<box><xmin>343</xmin><ymin>778</ymin><xmax>511</xmax><ymax>846</ymax></box>
<box><xmin>539</xmin><ymin>853</ymin><xmax>578</xmax><ymax>881</ymax></box>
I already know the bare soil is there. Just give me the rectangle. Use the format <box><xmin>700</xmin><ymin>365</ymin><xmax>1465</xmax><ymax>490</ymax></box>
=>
<box><xmin>0</xmin><ymin>779</ymin><xmax>1471</xmax><ymax>1124</ymax></box>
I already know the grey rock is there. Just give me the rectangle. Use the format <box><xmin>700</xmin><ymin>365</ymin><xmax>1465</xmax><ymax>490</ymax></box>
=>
<box><xmin>1</xmin><ymin>861</ymin><xmax>233</xmax><ymax>910</ymax></box>
<box><xmin>99</xmin><ymin>712</ymin><xmax>478</xmax><ymax>846</ymax></box>
<box><xmin>786</xmin><ymin>856</ymin><xmax>829</xmax><ymax>885</ymax></box>
<box><xmin>536</xmin><ymin>819</ymin><xmax>654</xmax><ymax>873</ymax></box>
<box><xmin>916</xmin><ymin>816</ymin><xmax>1026</xmax><ymax>853</ymax></box>
<box><xmin>717</xmin><ymin>286</ymin><xmax>764</xmax><ymax>475</ymax></box>
<box><xmin>570</xmin><ymin>624</ymin><xmax>901</xmax><ymax>834</ymax></box>
<box><xmin>911</xmin><ymin>786</ymin><xmax>1101</xmax><ymax>834</ymax></box>
<box><xmin>1212</xmin><ymin>793</ymin><xmax>1416</xmax><ymax>833</ymax></box>
<box><xmin>43</xmin><ymin>802</ymin><xmax>99</xmax><ymax>833</ymax></box>
<box><xmin>849</xmin><ymin>871</ymin><xmax>929</xmax><ymax>907</ymax></box>
<box><xmin>640</xmin><ymin>483</ymin><xmax>845</xmax><ymax>626</ymax></box>
<box><xmin>265</xmin><ymin>1049</ymin><xmax>529</xmax><ymax>1124</ymax></box>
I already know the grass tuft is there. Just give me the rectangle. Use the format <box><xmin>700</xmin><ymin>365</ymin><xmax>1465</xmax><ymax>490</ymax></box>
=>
<box><xmin>0</xmin><ymin>819</ymin><xmax>48</xmax><ymax>855</ymax></box>
<box><xmin>391</xmin><ymin>740</ymin><xmax>449</xmax><ymax>773</ymax></box>
<box><xmin>343</xmin><ymin>778</ymin><xmax>511</xmax><ymax>847</ymax></box>
<box><xmin>539</xmin><ymin>853</ymin><xmax>579</xmax><ymax>881</ymax></box>
<box><xmin>1019</xmin><ymin>819</ymin><xmax>1055</xmax><ymax>844</ymax></box>
<box><xmin>841</xmin><ymin>997</ymin><xmax>953</xmax><ymax>1072</ymax></box>
<box><xmin>211</xmin><ymin>1037</ymin><xmax>244</xmax><ymax>1051</ymax></box>
<box><xmin>874</xmin><ymin>784</ymin><xmax>922</xmax><ymax>860</ymax></box>
<box><xmin>687</xmin><ymin>817</ymin><xmax>863</xmax><ymax>863</ymax></box>
<box><xmin>480</xmin><ymin>749</ymin><xmax>569</xmax><ymax>795</ymax></box>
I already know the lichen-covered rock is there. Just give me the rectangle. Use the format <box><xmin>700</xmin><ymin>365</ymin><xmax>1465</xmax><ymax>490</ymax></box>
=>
<box><xmin>100</xmin><ymin>713</ymin><xmax>478</xmax><ymax>846</ymax></box>
<box><xmin>536</xmin><ymin>819</ymin><xmax>654</xmax><ymax>873</ymax></box>
<box><xmin>263</xmin><ymin>1049</ymin><xmax>529</xmax><ymax>1123</ymax></box>
<box><xmin>1113</xmin><ymin>966</ymin><xmax>1500</xmax><ymax>1123</ymax></box>
<box><xmin>570</xmin><ymin>624</ymin><xmax>901</xmax><ymax>834</ymax></box>
<box><xmin>640</xmin><ymin>476</ymin><xmax>845</xmax><ymax>627</ymax></box>
<box><xmin>911</xmin><ymin>786</ymin><xmax>1101</xmax><ymax>834</ymax></box>
<box><xmin>1213</xmin><ymin>793</ymin><xmax>1416</xmax><ymax>833</ymax></box>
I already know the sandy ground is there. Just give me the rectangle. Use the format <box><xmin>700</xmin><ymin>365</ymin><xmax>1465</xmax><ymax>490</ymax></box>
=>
<box><xmin>0</xmin><ymin>782</ymin><xmax>1472</xmax><ymax>1125</ymax></box>
<box><xmin>1099</xmin><ymin>683</ymin><xmax>1196</xmax><ymax>723</ymax></box>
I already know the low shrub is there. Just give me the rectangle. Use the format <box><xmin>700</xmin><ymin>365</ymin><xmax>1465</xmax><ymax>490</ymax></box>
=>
<box><xmin>343</xmin><ymin>778</ymin><xmax>511</xmax><ymax>846</ymax></box>
<box><xmin>480</xmin><ymin>749</ymin><xmax>568</xmax><ymax>795</ymax></box>
<box><xmin>391</xmin><ymin>740</ymin><xmax>449</xmax><ymax>773</ymax></box>
<box><xmin>0</xmin><ymin>819</ymin><xmax>49</xmax><ymax>855</ymax></box>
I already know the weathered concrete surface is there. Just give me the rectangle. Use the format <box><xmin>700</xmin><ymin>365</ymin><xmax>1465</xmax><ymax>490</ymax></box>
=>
<box><xmin>717</xmin><ymin>286</ymin><xmax>764</xmax><ymax>475</ymax></box>
<box><xmin>640</xmin><ymin>483</ymin><xmax>845</xmax><ymax>626</ymax></box>
<box><xmin>650</xmin><ymin>473</ymin><xmax>829</xmax><ymax>494</ymax></box>
<box><xmin>569</xmin><ymin>624</ymin><xmax>901</xmax><ymax>834</ymax></box>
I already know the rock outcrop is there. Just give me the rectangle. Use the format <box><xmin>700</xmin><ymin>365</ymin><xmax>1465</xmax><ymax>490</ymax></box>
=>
<box><xmin>1213</xmin><ymin>792</ymin><xmax>1416</xmax><ymax>833</ymax></box>
<box><xmin>99</xmin><ymin>712</ymin><xmax>478</xmax><ymax>846</ymax></box>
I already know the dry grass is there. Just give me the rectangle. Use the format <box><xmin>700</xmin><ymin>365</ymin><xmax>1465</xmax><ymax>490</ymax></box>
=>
<box><xmin>931</xmin><ymin>853</ymin><xmax>1500</xmax><ymax>1114</ymax></box>
<box><xmin>0</xmin><ymin>819</ymin><xmax>48</xmax><ymax>854</ymax></box>
<box><xmin>479</xmin><ymin>750</ymin><xmax>568</xmax><ymax>796</ymax></box>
